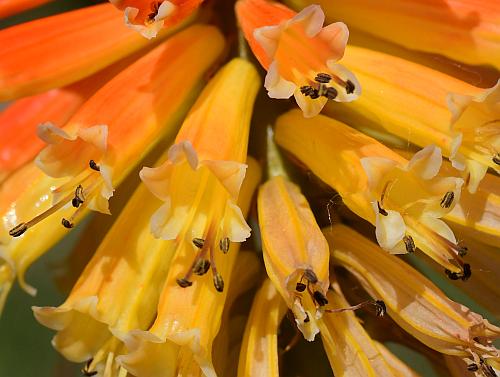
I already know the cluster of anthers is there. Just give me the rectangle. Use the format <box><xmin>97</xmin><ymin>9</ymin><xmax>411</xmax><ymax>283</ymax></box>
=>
<box><xmin>300</xmin><ymin>72</ymin><xmax>355</xmax><ymax>101</ymax></box>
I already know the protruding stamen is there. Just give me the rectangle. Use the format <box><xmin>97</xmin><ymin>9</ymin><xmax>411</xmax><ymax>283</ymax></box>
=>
<box><xmin>323</xmin><ymin>87</ymin><xmax>337</xmax><ymax>100</ymax></box>
<box><xmin>315</xmin><ymin>73</ymin><xmax>332</xmax><ymax>84</ymax></box>
<box><xmin>72</xmin><ymin>185</ymin><xmax>85</xmax><ymax>208</ymax></box>
<box><xmin>403</xmin><ymin>235</ymin><xmax>416</xmax><ymax>253</ymax></box>
<box><xmin>82</xmin><ymin>358</ymin><xmax>97</xmax><ymax>377</ymax></box>
<box><xmin>62</xmin><ymin>218</ymin><xmax>74</xmax><ymax>228</ymax></box>
<box><xmin>9</xmin><ymin>223</ymin><xmax>28</xmax><ymax>237</ymax></box>
<box><xmin>457</xmin><ymin>244</ymin><xmax>468</xmax><ymax>257</ymax></box>
<box><xmin>445</xmin><ymin>263</ymin><xmax>471</xmax><ymax>281</ymax></box>
<box><xmin>300</xmin><ymin>85</ymin><xmax>315</xmax><ymax>96</ymax></box>
<box><xmin>295</xmin><ymin>282</ymin><xmax>307</xmax><ymax>292</ymax></box>
<box><xmin>89</xmin><ymin>160</ymin><xmax>100</xmax><ymax>171</ymax></box>
<box><xmin>145</xmin><ymin>1</ymin><xmax>161</xmax><ymax>24</ymax></box>
<box><xmin>493</xmin><ymin>154</ymin><xmax>500</xmax><ymax>165</ymax></box>
<box><xmin>192</xmin><ymin>237</ymin><xmax>205</xmax><ymax>249</ymax></box>
<box><xmin>193</xmin><ymin>259</ymin><xmax>211</xmax><ymax>276</ymax></box>
<box><xmin>176</xmin><ymin>278</ymin><xmax>193</xmax><ymax>288</ymax></box>
<box><xmin>467</xmin><ymin>364</ymin><xmax>479</xmax><ymax>372</ymax></box>
<box><xmin>213</xmin><ymin>272</ymin><xmax>224</xmax><ymax>292</ymax></box>
<box><xmin>219</xmin><ymin>237</ymin><xmax>230</xmax><ymax>253</ymax></box>
<box><xmin>440</xmin><ymin>191</ymin><xmax>454</xmax><ymax>209</ymax></box>
<box><xmin>312</xmin><ymin>290</ymin><xmax>329</xmax><ymax>306</ymax></box>
<box><xmin>377</xmin><ymin>201</ymin><xmax>388</xmax><ymax>216</ymax></box>
<box><xmin>345</xmin><ymin>80</ymin><xmax>355</xmax><ymax>94</ymax></box>
<box><xmin>325</xmin><ymin>299</ymin><xmax>386</xmax><ymax>317</ymax></box>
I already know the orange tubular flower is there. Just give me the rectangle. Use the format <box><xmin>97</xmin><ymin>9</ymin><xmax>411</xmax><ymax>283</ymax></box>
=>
<box><xmin>0</xmin><ymin>0</ymin><xmax>52</xmax><ymax>18</ymax></box>
<box><xmin>283</xmin><ymin>0</ymin><xmax>500</xmax><ymax>69</ymax></box>
<box><xmin>0</xmin><ymin>2</ymin><xmax>188</xmax><ymax>101</ymax></box>
<box><xmin>110</xmin><ymin>0</ymin><xmax>203</xmax><ymax>39</ymax></box>
<box><xmin>235</xmin><ymin>0</ymin><xmax>360</xmax><ymax>117</ymax></box>
<box><xmin>0</xmin><ymin>25</ymin><xmax>224</xmax><ymax>302</ymax></box>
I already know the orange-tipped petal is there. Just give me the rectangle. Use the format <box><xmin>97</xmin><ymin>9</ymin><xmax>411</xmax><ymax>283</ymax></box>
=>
<box><xmin>0</xmin><ymin>0</ymin><xmax>52</xmax><ymax>18</ymax></box>
<box><xmin>0</xmin><ymin>3</ymin><xmax>187</xmax><ymax>101</ymax></box>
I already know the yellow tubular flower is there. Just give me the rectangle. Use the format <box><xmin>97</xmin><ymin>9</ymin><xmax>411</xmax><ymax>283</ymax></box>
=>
<box><xmin>283</xmin><ymin>0</ymin><xmax>500</xmax><ymax>69</ymax></box>
<box><xmin>275</xmin><ymin>110</ymin><xmax>468</xmax><ymax>277</ymax></box>
<box><xmin>327</xmin><ymin>224</ymin><xmax>500</xmax><ymax>364</ymax></box>
<box><xmin>323</xmin><ymin>45</ymin><xmax>499</xmax><ymax>193</ymax></box>
<box><xmin>319</xmin><ymin>283</ymin><xmax>419</xmax><ymax>377</ymax></box>
<box><xmin>117</xmin><ymin>59</ymin><xmax>260</xmax><ymax>377</ymax></box>
<box><xmin>0</xmin><ymin>25</ymin><xmax>225</xmax><ymax>307</ymax></box>
<box><xmin>32</xmin><ymin>182</ymin><xmax>169</xmax><ymax>376</ymax></box>
<box><xmin>258</xmin><ymin>176</ymin><xmax>330</xmax><ymax>341</ymax></box>
<box><xmin>237</xmin><ymin>279</ymin><xmax>287</xmax><ymax>377</ymax></box>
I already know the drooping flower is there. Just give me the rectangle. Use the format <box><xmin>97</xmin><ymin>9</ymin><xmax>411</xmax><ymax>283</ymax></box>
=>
<box><xmin>110</xmin><ymin>0</ymin><xmax>203</xmax><ymax>39</ymax></box>
<box><xmin>283</xmin><ymin>0</ymin><xmax>500</xmax><ymax>69</ymax></box>
<box><xmin>322</xmin><ymin>45</ymin><xmax>499</xmax><ymax>192</ymax></box>
<box><xmin>0</xmin><ymin>24</ymin><xmax>224</xmax><ymax>308</ymax></box>
<box><xmin>327</xmin><ymin>224</ymin><xmax>500</xmax><ymax>365</ymax></box>
<box><xmin>258</xmin><ymin>175</ymin><xmax>330</xmax><ymax>340</ymax></box>
<box><xmin>275</xmin><ymin>109</ymin><xmax>467</xmax><ymax>277</ymax></box>
<box><xmin>236</xmin><ymin>0</ymin><xmax>360</xmax><ymax>117</ymax></box>
<box><xmin>117</xmin><ymin>58</ymin><xmax>260</xmax><ymax>377</ymax></box>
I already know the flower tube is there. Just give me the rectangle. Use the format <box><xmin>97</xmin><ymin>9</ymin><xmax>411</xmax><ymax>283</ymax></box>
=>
<box><xmin>0</xmin><ymin>2</ymin><xmax>189</xmax><ymax>100</ymax></box>
<box><xmin>237</xmin><ymin>279</ymin><xmax>287</xmax><ymax>377</ymax></box>
<box><xmin>327</xmin><ymin>224</ymin><xmax>500</xmax><ymax>367</ymax></box>
<box><xmin>275</xmin><ymin>110</ymin><xmax>467</xmax><ymax>276</ymax></box>
<box><xmin>323</xmin><ymin>45</ymin><xmax>499</xmax><ymax>192</ymax></box>
<box><xmin>0</xmin><ymin>24</ymin><xmax>225</xmax><ymax>305</ymax></box>
<box><xmin>283</xmin><ymin>0</ymin><xmax>500</xmax><ymax>69</ymax></box>
<box><xmin>319</xmin><ymin>284</ymin><xmax>419</xmax><ymax>377</ymax></box>
<box><xmin>110</xmin><ymin>0</ymin><xmax>203</xmax><ymax>39</ymax></box>
<box><xmin>258</xmin><ymin>176</ymin><xmax>330</xmax><ymax>340</ymax></box>
<box><xmin>235</xmin><ymin>0</ymin><xmax>360</xmax><ymax>117</ymax></box>
<box><xmin>117</xmin><ymin>58</ymin><xmax>260</xmax><ymax>377</ymax></box>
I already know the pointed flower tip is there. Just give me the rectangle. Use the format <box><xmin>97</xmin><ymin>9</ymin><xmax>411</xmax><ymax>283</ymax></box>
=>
<box><xmin>236</xmin><ymin>0</ymin><xmax>360</xmax><ymax>117</ymax></box>
<box><xmin>258</xmin><ymin>176</ymin><xmax>329</xmax><ymax>340</ymax></box>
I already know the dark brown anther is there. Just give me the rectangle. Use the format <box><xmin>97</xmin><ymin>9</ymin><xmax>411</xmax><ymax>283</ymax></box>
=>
<box><xmin>192</xmin><ymin>237</ymin><xmax>205</xmax><ymax>249</ymax></box>
<box><xmin>303</xmin><ymin>312</ymin><xmax>310</xmax><ymax>323</ymax></box>
<box><xmin>313</xmin><ymin>291</ymin><xmax>329</xmax><ymax>306</ymax></box>
<box><xmin>445</xmin><ymin>269</ymin><xmax>460</xmax><ymax>280</ymax></box>
<box><xmin>193</xmin><ymin>259</ymin><xmax>211</xmax><ymax>276</ymax></box>
<box><xmin>493</xmin><ymin>154</ymin><xmax>500</xmax><ymax>165</ymax></box>
<box><xmin>303</xmin><ymin>269</ymin><xmax>318</xmax><ymax>284</ymax></box>
<box><xmin>61</xmin><ymin>218</ymin><xmax>74</xmax><ymax>229</ymax></box>
<box><xmin>440</xmin><ymin>191</ymin><xmax>454</xmax><ymax>208</ymax></box>
<box><xmin>295</xmin><ymin>282</ymin><xmax>307</xmax><ymax>292</ymax></box>
<box><xmin>345</xmin><ymin>80</ymin><xmax>355</xmax><ymax>94</ymax></box>
<box><xmin>445</xmin><ymin>263</ymin><xmax>471</xmax><ymax>281</ymax></box>
<box><xmin>403</xmin><ymin>235</ymin><xmax>416</xmax><ymax>253</ymax></box>
<box><xmin>457</xmin><ymin>245</ymin><xmax>468</xmax><ymax>257</ymax></box>
<box><xmin>462</xmin><ymin>263</ymin><xmax>471</xmax><ymax>281</ymax></box>
<box><xmin>82</xmin><ymin>358</ymin><xmax>97</xmax><ymax>376</ymax></box>
<box><xmin>9</xmin><ymin>223</ymin><xmax>28</xmax><ymax>237</ymax></box>
<box><xmin>324</xmin><ymin>87</ymin><xmax>338</xmax><ymax>100</ymax></box>
<box><xmin>213</xmin><ymin>273</ymin><xmax>224</xmax><ymax>292</ymax></box>
<box><xmin>89</xmin><ymin>160</ymin><xmax>100</xmax><ymax>171</ymax></box>
<box><xmin>315</xmin><ymin>73</ymin><xmax>332</xmax><ymax>84</ymax></box>
<box><xmin>374</xmin><ymin>300</ymin><xmax>386</xmax><ymax>317</ymax></box>
<box><xmin>309</xmin><ymin>90</ymin><xmax>320</xmax><ymax>99</ymax></box>
<box><xmin>219</xmin><ymin>237</ymin><xmax>230</xmax><ymax>253</ymax></box>
<box><xmin>377</xmin><ymin>201</ymin><xmax>388</xmax><ymax>216</ymax></box>
<box><xmin>300</xmin><ymin>86</ymin><xmax>315</xmax><ymax>96</ymax></box>
<box><xmin>72</xmin><ymin>185</ymin><xmax>85</xmax><ymax>208</ymax></box>
<box><xmin>176</xmin><ymin>278</ymin><xmax>193</xmax><ymax>288</ymax></box>
<box><xmin>467</xmin><ymin>363</ymin><xmax>478</xmax><ymax>372</ymax></box>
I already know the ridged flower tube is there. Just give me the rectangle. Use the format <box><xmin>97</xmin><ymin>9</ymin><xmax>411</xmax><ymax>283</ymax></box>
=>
<box><xmin>283</xmin><ymin>0</ymin><xmax>500</xmax><ymax>69</ymax></box>
<box><xmin>327</xmin><ymin>224</ymin><xmax>500</xmax><ymax>366</ymax></box>
<box><xmin>258</xmin><ymin>176</ymin><xmax>329</xmax><ymax>341</ymax></box>
<box><xmin>323</xmin><ymin>45</ymin><xmax>499</xmax><ymax>193</ymax></box>
<box><xmin>319</xmin><ymin>284</ymin><xmax>420</xmax><ymax>377</ymax></box>
<box><xmin>237</xmin><ymin>279</ymin><xmax>287</xmax><ymax>377</ymax></box>
<box><xmin>235</xmin><ymin>0</ymin><xmax>360</xmax><ymax>117</ymax></box>
<box><xmin>117</xmin><ymin>58</ymin><xmax>260</xmax><ymax>377</ymax></box>
<box><xmin>0</xmin><ymin>2</ymin><xmax>188</xmax><ymax>101</ymax></box>
<box><xmin>110</xmin><ymin>0</ymin><xmax>202</xmax><ymax>39</ymax></box>
<box><xmin>0</xmin><ymin>25</ymin><xmax>225</xmax><ymax>305</ymax></box>
<box><xmin>32</xmin><ymin>182</ymin><xmax>171</xmax><ymax>376</ymax></box>
<box><xmin>275</xmin><ymin>110</ymin><xmax>467</xmax><ymax>276</ymax></box>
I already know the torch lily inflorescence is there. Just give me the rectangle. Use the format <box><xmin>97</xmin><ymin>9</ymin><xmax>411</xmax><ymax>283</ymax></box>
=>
<box><xmin>0</xmin><ymin>1</ymin><xmax>499</xmax><ymax>377</ymax></box>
